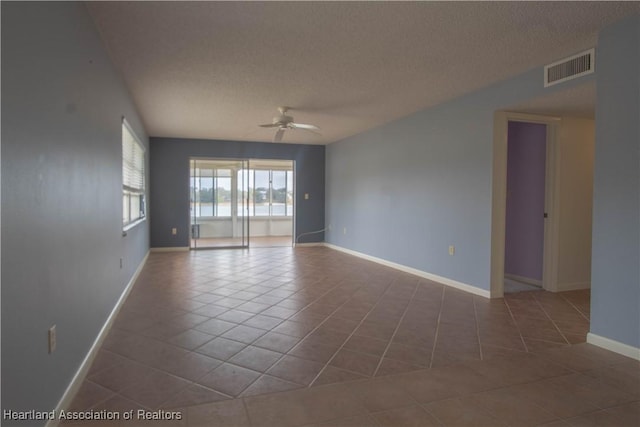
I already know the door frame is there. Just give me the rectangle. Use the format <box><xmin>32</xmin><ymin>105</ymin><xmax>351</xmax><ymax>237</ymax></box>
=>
<box><xmin>490</xmin><ymin>112</ymin><xmax>561</xmax><ymax>297</ymax></box>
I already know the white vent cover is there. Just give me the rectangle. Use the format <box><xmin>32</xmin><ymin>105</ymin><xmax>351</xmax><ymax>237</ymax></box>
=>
<box><xmin>544</xmin><ymin>48</ymin><xmax>595</xmax><ymax>87</ymax></box>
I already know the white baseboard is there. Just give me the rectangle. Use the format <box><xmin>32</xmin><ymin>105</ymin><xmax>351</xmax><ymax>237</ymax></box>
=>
<box><xmin>295</xmin><ymin>242</ymin><xmax>325</xmax><ymax>247</ymax></box>
<box><xmin>556</xmin><ymin>281</ymin><xmax>591</xmax><ymax>291</ymax></box>
<box><xmin>323</xmin><ymin>243</ymin><xmax>491</xmax><ymax>299</ymax></box>
<box><xmin>150</xmin><ymin>246</ymin><xmax>190</xmax><ymax>252</ymax></box>
<box><xmin>505</xmin><ymin>273</ymin><xmax>542</xmax><ymax>287</ymax></box>
<box><xmin>46</xmin><ymin>251</ymin><xmax>150</xmax><ymax>427</ymax></box>
<box><xmin>587</xmin><ymin>333</ymin><xmax>640</xmax><ymax>361</ymax></box>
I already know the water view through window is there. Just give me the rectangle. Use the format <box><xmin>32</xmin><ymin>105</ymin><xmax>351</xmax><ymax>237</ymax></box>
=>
<box><xmin>191</xmin><ymin>167</ymin><xmax>293</xmax><ymax>217</ymax></box>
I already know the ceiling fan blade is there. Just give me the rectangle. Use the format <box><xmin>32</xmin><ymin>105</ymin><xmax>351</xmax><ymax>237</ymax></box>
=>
<box><xmin>274</xmin><ymin>128</ymin><xmax>285</xmax><ymax>142</ymax></box>
<box><xmin>290</xmin><ymin>123</ymin><xmax>320</xmax><ymax>131</ymax></box>
<box><xmin>259</xmin><ymin>123</ymin><xmax>279</xmax><ymax>128</ymax></box>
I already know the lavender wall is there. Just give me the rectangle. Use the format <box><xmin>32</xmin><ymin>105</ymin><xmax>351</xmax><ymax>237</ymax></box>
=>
<box><xmin>504</xmin><ymin>121</ymin><xmax>547</xmax><ymax>281</ymax></box>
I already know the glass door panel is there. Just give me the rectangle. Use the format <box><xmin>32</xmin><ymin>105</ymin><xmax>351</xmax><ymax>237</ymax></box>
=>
<box><xmin>189</xmin><ymin>158</ymin><xmax>249</xmax><ymax>249</ymax></box>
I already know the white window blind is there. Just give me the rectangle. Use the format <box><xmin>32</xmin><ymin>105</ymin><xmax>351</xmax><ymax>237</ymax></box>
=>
<box><xmin>122</xmin><ymin>120</ymin><xmax>145</xmax><ymax>193</ymax></box>
<box><xmin>122</xmin><ymin>119</ymin><xmax>146</xmax><ymax>227</ymax></box>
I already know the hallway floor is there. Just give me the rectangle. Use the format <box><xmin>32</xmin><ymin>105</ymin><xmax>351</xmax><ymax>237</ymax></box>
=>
<box><xmin>65</xmin><ymin>247</ymin><xmax>638</xmax><ymax>426</ymax></box>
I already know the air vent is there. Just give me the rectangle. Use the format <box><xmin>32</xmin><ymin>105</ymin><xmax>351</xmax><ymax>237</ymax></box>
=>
<box><xmin>544</xmin><ymin>48</ymin><xmax>595</xmax><ymax>87</ymax></box>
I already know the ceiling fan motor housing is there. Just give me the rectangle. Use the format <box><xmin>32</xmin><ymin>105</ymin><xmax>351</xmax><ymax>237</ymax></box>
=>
<box><xmin>275</xmin><ymin>114</ymin><xmax>294</xmax><ymax>126</ymax></box>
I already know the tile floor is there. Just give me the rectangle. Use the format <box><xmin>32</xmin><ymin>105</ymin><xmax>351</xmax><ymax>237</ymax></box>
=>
<box><xmin>504</xmin><ymin>277</ymin><xmax>541</xmax><ymax>293</ymax></box>
<box><xmin>64</xmin><ymin>247</ymin><xmax>638</xmax><ymax>426</ymax></box>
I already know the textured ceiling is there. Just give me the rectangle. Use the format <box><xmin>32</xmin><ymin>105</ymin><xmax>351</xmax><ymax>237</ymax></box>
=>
<box><xmin>87</xmin><ymin>1</ymin><xmax>639</xmax><ymax>144</ymax></box>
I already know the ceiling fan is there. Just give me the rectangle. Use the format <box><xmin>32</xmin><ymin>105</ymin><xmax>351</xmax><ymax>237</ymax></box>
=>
<box><xmin>259</xmin><ymin>106</ymin><xmax>320</xmax><ymax>142</ymax></box>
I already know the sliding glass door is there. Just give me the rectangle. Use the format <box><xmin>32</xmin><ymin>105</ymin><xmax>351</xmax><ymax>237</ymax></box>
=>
<box><xmin>190</xmin><ymin>158</ymin><xmax>294</xmax><ymax>249</ymax></box>
<box><xmin>190</xmin><ymin>158</ymin><xmax>249</xmax><ymax>249</ymax></box>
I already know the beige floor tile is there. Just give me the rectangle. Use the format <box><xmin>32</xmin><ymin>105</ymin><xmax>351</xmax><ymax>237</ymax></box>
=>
<box><xmin>91</xmin><ymin>394</ymin><xmax>146</xmax><ymax>412</ymax></box>
<box><xmin>428</xmin><ymin>364</ymin><xmax>499</xmax><ymax>395</ymax></box>
<box><xmin>119</xmin><ymin>370</ymin><xmax>192</xmax><ymax>409</ymax></box>
<box><xmin>253</xmin><ymin>331</ymin><xmax>301</xmax><ymax>353</ymax></box>
<box><xmin>244</xmin><ymin>384</ymin><xmax>368</xmax><ymax>427</ymax></box>
<box><xmin>186</xmin><ymin>399</ymin><xmax>251</xmax><ymax>427</ymax></box>
<box><xmin>508</xmin><ymin>380</ymin><xmax>600</xmax><ymax>419</ymax></box>
<box><xmin>371</xmin><ymin>404</ymin><xmax>440</xmax><ymax>427</ymax></box>
<box><xmin>424</xmin><ymin>397</ymin><xmax>506</xmax><ymax>426</ymax></box>
<box><xmin>88</xmin><ymin>359</ymin><xmax>157</xmax><ymax>393</ymax></box>
<box><xmin>240</xmin><ymin>375</ymin><xmax>303</xmax><ymax>397</ymax></box>
<box><xmin>329</xmin><ymin>348</ymin><xmax>381</xmax><ymax>377</ymax></box>
<box><xmin>309</xmin><ymin>413</ymin><xmax>381</xmax><ymax>427</ymax></box>
<box><xmin>196</xmin><ymin>363</ymin><xmax>261</xmax><ymax>397</ymax></box>
<box><xmin>564</xmin><ymin>408</ymin><xmax>636</xmax><ymax>427</ymax></box>
<box><xmin>161</xmin><ymin>384</ymin><xmax>230</xmax><ymax>408</ymax></box>
<box><xmin>383</xmin><ymin>342</ymin><xmax>431</xmax><ymax>367</ymax></box>
<box><xmin>228</xmin><ymin>345</ymin><xmax>283</xmax><ymax>372</ymax></box>
<box><xmin>374</xmin><ymin>357</ymin><xmax>423</xmax><ymax>377</ymax></box>
<box><xmin>601</xmin><ymin>401</ymin><xmax>640</xmax><ymax>426</ymax></box>
<box><xmin>69</xmin><ymin>247</ymin><xmax>601</xmax><ymax>418</ymax></box>
<box><xmin>346</xmin><ymin>377</ymin><xmax>416</xmax><ymax>412</ymax></box>
<box><xmin>289</xmin><ymin>339</ymin><xmax>339</xmax><ymax>364</ymax></box>
<box><xmin>385</xmin><ymin>370</ymin><xmax>459</xmax><ymax>403</ymax></box>
<box><xmin>66</xmin><ymin>381</ymin><xmax>115</xmax><ymax>412</ymax></box>
<box><xmin>161</xmin><ymin>351</ymin><xmax>223</xmax><ymax>382</ymax></box>
<box><xmin>313</xmin><ymin>366</ymin><xmax>368</xmax><ymax>386</ymax></box>
<box><xmin>463</xmin><ymin>387</ymin><xmax>558</xmax><ymax>427</ymax></box>
<box><xmin>267</xmin><ymin>355</ymin><xmax>325</xmax><ymax>385</ymax></box>
<box><xmin>195</xmin><ymin>337</ymin><xmax>247</xmax><ymax>361</ymax></box>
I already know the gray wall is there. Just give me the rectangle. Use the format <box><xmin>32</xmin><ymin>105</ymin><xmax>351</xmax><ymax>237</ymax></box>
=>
<box><xmin>1</xmin><ymin>2</ymin><xmax>149</xmax><ymax>421</ymax></box>
<box><xmin>150</xmin><ymin>138</ymin><xmax>325</xmax><ymax>247</ymax></box>
<box><xmin>326</xmin><ymin>65</ymin><xmax>594</xmax><ymax>292</ymax></box>
<box><xmin>591</xmin><ymin>16</ymin><xmax>640</xmax><ymax>348</ymax></box>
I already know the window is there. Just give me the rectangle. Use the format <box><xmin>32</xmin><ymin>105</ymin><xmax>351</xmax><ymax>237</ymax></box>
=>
<box><xmin>271</xmin><ymin>170</ymin><xmax>286</xmax><ymax>216</ymax></box>
<box><xmin>191</xmin><ymin>168</ymin><xmax>232</xmax><ymax>217</ymax></box>
<box><xmin>237</xmin><ymin>168</ymin><xmax>294</xmax><ymax>217</ymax></box>
<box><xmin>122</xmin><ymin>119</ymin><xmax>146</xmax><ymax>228</ymax></box>
<box><xmin>254</xmin><ymin>170</ymin><xmax>270</xmax><ymax>216</ymax></box>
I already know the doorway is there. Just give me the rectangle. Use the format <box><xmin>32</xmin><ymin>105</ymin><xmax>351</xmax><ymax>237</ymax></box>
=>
<box><xmin>490</xmin><ymin>112</ymin><xmax>560</xmax><ymax>298</ymax></box>
<box><xmin>189</xmin><ymin>158</ymin><xmax>294</xmax><ymax>249</ymax></box>
<box><xmin>504</xmin><ymin>121</ymin><xmax>547</xmax><ymax>293</ymax></box>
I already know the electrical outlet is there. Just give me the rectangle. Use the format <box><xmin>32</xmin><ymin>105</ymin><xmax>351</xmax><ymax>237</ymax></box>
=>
<box><xmin>304</xmin><ymin>193</ymin><xmax>310</xmax><ymax>200</ymax></box>
<box><xmin>343</xmin><ymin>227</ymin><xmax>347</xmax><ymax>235</ymax></box>
<box><xmin>172</xmin><ymin>227</ymin><xmax>177</xmax><ymax>235</ymax></box>
<box><xmin>449</xmin><ymin>245</ymin><xmax>455</xmax><ymax>256</ymax></box>
<box><xmin>48</xmin><ymin>325</ymin><xmax>56</xmax><ymax>354</ymax></box>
